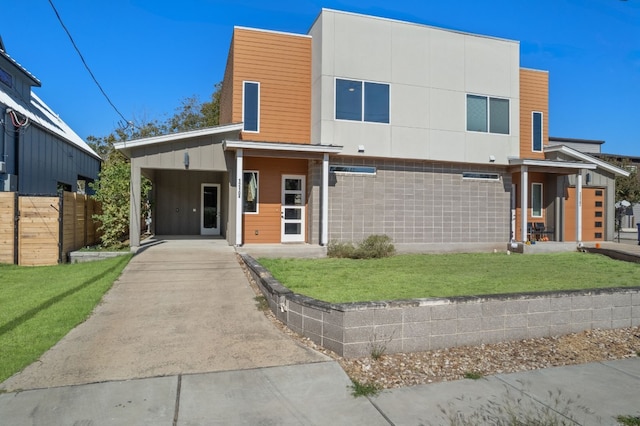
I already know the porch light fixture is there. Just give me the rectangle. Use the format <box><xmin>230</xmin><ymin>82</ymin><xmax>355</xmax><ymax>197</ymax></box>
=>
<box><xmin>358</xmin><ymin>145</ymin><xmax>365</xmax><ymax>153</ymax></box>
<box><xmin>489</xmin><ymin>155</ymin><xmax>496</xmax><ymax>162</ymax></box>
<box><xmin>586</xmin><ymin>172</ymin><xmax>591</xmax><ymax>185</ymax></box>
<box><xmin>184</xmin><ymin>151</ymin><xmax>189</xmax><ymax>169</ymax></box>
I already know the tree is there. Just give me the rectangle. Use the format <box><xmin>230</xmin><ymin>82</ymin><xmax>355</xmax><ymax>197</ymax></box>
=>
<box><xmin>87</xmin><ymin>84</ymin><xmax>222</xmax><ymax>247</ymax></box>
<box><xmin>601</xmin><ymin>157</ymin><xmax>640</xmax><ymax>204</ymax></box>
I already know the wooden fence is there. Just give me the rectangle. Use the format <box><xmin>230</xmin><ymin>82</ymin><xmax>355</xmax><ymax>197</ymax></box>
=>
<box><xmin>0</xmin><ymin>192</ymin><xmax>101</xmax><ymax>266</ymax></box>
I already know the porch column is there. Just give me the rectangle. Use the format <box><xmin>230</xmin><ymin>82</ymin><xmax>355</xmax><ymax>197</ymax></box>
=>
<box><xmin>576</xmin><ymin>171</ymin><xmax>583</xmax><ymax>244</ymax></box>
<box><xmin>321</xmin><ymin>153</ymin><xmax>329</xmax><ymax>246</ymax></box>
<box><xmin>520</xmin><ymin>165</ymin><xmax>528</xmax><ymax>242</ymax></box>
<box><xmin>235</xmin><ymin>148</ymin><xmax>243</xmax><ymax>246</ymax></box>
<box><xmin>130</xmin><ymin>162</ymin><xmax>141</xmax><ymax>249</ymax></box>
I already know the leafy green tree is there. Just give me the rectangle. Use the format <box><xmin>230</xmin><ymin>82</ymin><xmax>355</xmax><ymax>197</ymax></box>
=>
<box><xmin>87</xmin><ymin>84</ymin><xmax>222</xmax><ymax>247</ymax></box>
<box><xmin>602</xmin><ymin>157</ymin><xmax>640</xmax><ymax>204</ymax></box>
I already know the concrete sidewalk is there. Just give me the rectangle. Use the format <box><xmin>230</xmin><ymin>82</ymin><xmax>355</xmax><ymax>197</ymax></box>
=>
<box><xmin>1</xmin><ymin>358</ymin><xmax>638</xmax><ymax>425</ymax></box>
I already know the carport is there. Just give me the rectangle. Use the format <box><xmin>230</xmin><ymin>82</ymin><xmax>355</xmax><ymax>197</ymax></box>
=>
<box><xmin>115</xmin><ymin>123</ymin><xmax>243</xmax><ymax>249</ymax></box>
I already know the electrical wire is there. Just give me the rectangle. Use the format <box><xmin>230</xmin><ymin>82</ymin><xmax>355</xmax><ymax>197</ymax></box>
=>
<box><xmin>46</xmin><ymin>0</ymin><xmax>130</xmax><ymax>127</ymax></box>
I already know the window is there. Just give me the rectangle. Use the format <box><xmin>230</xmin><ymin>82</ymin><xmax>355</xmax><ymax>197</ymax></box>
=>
<box><xmin>595</xmin><ymin>211</ymin><xmax>603</xmax><ymax>218</ymax></box>
<box><xmin>0</xmin><ymin>67</ymin><xmax>12</xmax><ymax>88</ymax></box>
<box><xmin>595</xmin><ymin>190</ymin><xmax>603</xmax><ymax>197</ymax></box>
<box><xmin>595</xmin><ymin>221</ymin><xmax>603</xmax><ymax>228</ymax></box>
<box><xmin>531</xmin><ymin>183</ymin><xmax>543</xmax><ymax>217</ymax></box>
<box><xmin>336</xmin><ymin>79</ymin><xmax>389</xmax><ymax>123</ymax></box>
<box><xmin>330</xmin><ymin>165</ymin><xmax>376</xmax><ymax>175</ymax></box>
<box><xmin>462</xmin><ymin>172</ymin><xmax>500</xmax><ymax>181</ymax></box>
<box><xmin>243</xmin><ymin>171</ymin><xmax>258</xmax><ymax>213</ymax></box>
<box><xmin>595</xmin><ymin>201</ymin><xmax>603</xmax><ymax>207</ymax></box>
<box><xmin>467</xmin><ymin>94</ymin><xmax>509</xmax><ymax>134</ymax></box>
<box><xmin>243</xmin><ymin>82</ymin><xmax>259</xmax><ymax>132</ymax></box>
<box><xmin>532</xmin><ymin>112</ymin><xmax>543</xmax><ymax>152</ymax></box>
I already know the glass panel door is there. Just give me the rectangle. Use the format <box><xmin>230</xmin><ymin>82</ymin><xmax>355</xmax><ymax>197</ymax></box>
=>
<box><xmin>281</xmin><ymin>175</ymin><xmax>305</xmax><ymax>242</ymax></box>
<box><xmin>201</xmin><ymin>183</ymin><xmax>220</xmax><ymax>235</ymax></box>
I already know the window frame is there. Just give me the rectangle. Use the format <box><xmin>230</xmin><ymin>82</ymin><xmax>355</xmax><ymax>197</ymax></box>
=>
<box><xmin>466</xmin><ymin>94</ymin><xmax>510</xmax><ymax>135</ymax></box>
<box><xmin>532</xmin><ymin>111</ymin><xmax>543</xmax><ymax>152</ymax></box>
<box><xmin>335</xmin><ymin>78</ymin><xmax>390</xmax><ymax>124</ymax></box>
<box><xmin>242</xmin><ymin>170</ymin><xmax>259</xmax><ymax>214</ymax></box>
<box><xmin>531</xmin><ymin>183</ymin><xmax>543</xmax><ymax>218</ymax></box>
<box><xmin>242</xmin><ymin>81</ymin><xmax>260</xmax><ymax>133</ymax></box>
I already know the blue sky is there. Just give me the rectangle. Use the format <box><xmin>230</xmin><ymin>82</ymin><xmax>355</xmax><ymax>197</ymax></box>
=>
<box><xmin>2</xmin><ymin>0</ymin><xmax>639</xmax><ymax>155</ymax></box>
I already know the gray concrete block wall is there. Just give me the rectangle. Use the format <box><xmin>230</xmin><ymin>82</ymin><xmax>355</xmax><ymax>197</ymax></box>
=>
<box><xmin>326</xmin><ymin>157</ymin><xmax>511</xmax><ymax>244</ymax></box>
<box><xmin>242</xmin><ymin>254</ymin><xmax>640</xmax><ymax>358</ymax></box>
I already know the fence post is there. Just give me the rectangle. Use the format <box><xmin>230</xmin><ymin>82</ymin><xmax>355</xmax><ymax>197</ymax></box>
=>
<box><xmin>13</xmin><ymin>192</ymin><xmax>19</xmax><ymax>265</ymax></box>
<box><xmin>58</xmin><ymin>192</ymin><xmax>64</xmax><ymax>264</ymax></box>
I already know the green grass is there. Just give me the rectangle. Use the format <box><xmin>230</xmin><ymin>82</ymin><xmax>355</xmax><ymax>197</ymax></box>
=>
<box><xmin>258</xmin><ymin>252</ymin><xmax>640</xmax><ymax>304</ymax></box>
<box><xmin>617</xmin><ymin>415</ymin><xmax>640</xmax><ymax>426</ymax></box>
<box><xmin>0</xmin><ymin>255</ymin><xmax>132</xmax><ymax>383</ymax></box>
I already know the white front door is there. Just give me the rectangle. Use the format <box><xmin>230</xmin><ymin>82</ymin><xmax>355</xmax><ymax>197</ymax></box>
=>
<box><xmin>201</xmin><ymin>183</ymin><xmax>220</xmax><ymax>235</ymax></box>
<box><xmin>281</xmin><ymin>175</ymin><xmax>305</xmax><ymax>242</ymax></box>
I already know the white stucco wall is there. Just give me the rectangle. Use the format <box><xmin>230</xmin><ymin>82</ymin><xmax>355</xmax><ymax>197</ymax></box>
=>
<box><xmin>310</xmin><ymin>10</ymin><xmax>521</xmax><ymax>165</ymax></box>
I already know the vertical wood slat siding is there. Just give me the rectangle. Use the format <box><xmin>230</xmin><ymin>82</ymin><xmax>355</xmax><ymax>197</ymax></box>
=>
<box><xmin>0</xmin><ymin>192</ymin><xmax>16</xmax><ymax>264</ymax></box>
<box><xmin>228</xmin><ymin>28</ymin><xmax>311</xmax><ymax>144</ymax></box>
<box><xmin>565</xmin><ymin>187</ymin><xmax>605</xmax><ymax>241</ymax></box>
<box><xmin>18</xmin><ymin>196</ymin><xmax>60</xmax><ymax>266</ymax></box>
<box><xmin>243</xmin><ymin>157</ymin><xmax>308</xmax><ymax>243</ymax></box>
<box><xmin>520</xmin><ymin>69</ymin><xmax>549</xmax><ymax>160</ymax></box>
<box><xmin>219</xmin><ymin>39</ymin><xmax>235</xmax><ymax>125</ymax></box>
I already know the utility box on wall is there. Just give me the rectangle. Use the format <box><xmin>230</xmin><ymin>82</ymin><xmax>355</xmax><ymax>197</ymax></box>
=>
<box><xmin>3</xmin><ymin>174</ymin><xmax>17</xmax><ymax>192</ymax></box>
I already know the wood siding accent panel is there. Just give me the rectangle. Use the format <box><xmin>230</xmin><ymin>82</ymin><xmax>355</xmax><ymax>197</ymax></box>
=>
<box><xmin>219</xmin><ymin>39</ymin><xmax>234</xmax><ymax>125</ymax></box>
<box><xmin>228</xmin><ymin>28</ymin><xmax>311</xmax><ymax>144</ymax></box>
<box><xmin>0</xmin><ymin>192</ymin><xmax>16</xmax><ymax>264</ymax></box>
<box><xmin>243</xmin><ymin>157</ymin><xmax>308</xmax><ymax>243</ymax></box>
<box><xmin>512</xmin><ymin>172</ymin><xmax>551</xmax><ymax>241</ymax></box>
<box><xmin>519</xmin><ymin>69</ymin><xmax>548</xmax><ymax>160</ymax></box>
<box><xmin>565</xmin><ymin>187</ymin><xmax>605</xmax><ymax>241</ymax></box>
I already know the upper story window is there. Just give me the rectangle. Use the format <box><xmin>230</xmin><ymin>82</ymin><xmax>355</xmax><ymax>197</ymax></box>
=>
<box><xmin>336</xmin><ymin>78</ymin><xmax>389</xmax><ymax>124</ymax></box>
<box><xmin>532</xmin><ymin>111</ymin><xmax>543</xmax><ymax>152</ymax></box>
<box><xmin>466</xmin><ymin>94</ymin><xmax>509</xmax><ymax>135</ymax></box>
<box><xmin>0</xmin><ymin>67</ymin><xmax>12</xmax><ymax>88</ymax></box>
<box><xmin>243</xmin><ymin>81</ymin><xmax>260</xmax><ymax>132</ymax></box>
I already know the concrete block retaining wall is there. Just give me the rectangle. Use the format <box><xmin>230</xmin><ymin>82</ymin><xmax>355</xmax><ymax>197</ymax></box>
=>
<box><xmin>241</xmin><ymin>255</ymin><xmax>640</xmax><ymax>358</ymax></box>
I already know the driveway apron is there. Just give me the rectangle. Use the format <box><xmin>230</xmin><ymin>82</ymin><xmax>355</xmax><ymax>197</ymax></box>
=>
<box><xmin>1</xmin><ymin>238</ymin><xmax>327</xmax><ymax>392</ymax></box>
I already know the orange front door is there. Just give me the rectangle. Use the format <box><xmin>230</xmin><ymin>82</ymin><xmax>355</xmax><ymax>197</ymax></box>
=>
<box><xmin>565</xmin><ymin>187</ymin><xmax>605</xmax><ymax>241</ymax></box>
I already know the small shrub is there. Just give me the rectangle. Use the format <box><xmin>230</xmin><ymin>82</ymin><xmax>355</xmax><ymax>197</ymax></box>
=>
<box><xmin>328</xmin><ymin>235</ymin><xmax>395</xmax><ymax>259</ymax></box>
<box><xmin>327</xmin><ymin>240</ymin><xmax>356</xmax><ymax>258</ymax></box>
<box><xmin>349</xmin><ymin>378</ymin><xmax>380</xmax><ymax>397</ymax></box>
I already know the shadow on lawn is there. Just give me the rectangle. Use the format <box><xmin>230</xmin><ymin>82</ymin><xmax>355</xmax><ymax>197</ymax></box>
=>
<box><xmin>0</xmin><ymin>256</ymin><xmax>129</xmax><ymax>337</ymax></box>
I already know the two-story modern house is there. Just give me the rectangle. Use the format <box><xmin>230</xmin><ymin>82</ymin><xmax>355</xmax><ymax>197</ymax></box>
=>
<box><xmin>117</xmin><ymin>9</ymin><xmax>628</xmax><ymax>250</ymax></box>
<box><xmin>0</xmin><ymin>38</ymin><xmax>101</xmax><ymax>195</ymax></box>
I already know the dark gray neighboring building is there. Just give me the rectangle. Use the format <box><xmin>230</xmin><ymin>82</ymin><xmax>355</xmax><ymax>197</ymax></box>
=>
<box><xmin>0</xmin><ymin>37</ymin><xmax>100</xmax><ymax>195</ymax></box>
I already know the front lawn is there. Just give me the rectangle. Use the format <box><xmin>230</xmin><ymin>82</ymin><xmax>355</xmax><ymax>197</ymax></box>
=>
<box><xmin>258</xmin><ymin>252</ymin><xmax>640</xmax><ymax>304</ymax></box>
<box><xmin>0</xmin><ymin>255</ymin><xmax>132</xmax><ymax>383</ymax></box>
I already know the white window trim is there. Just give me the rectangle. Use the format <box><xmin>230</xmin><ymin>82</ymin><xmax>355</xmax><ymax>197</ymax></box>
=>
<box><xmin>531</xmin><ymin>182</ymin><xmax>543</xmax><ymax>218</ymax></box>
<box><xmin>466</xmin><ymin>93</ymin><xmax>510</xmax><ymax>136</ymax></box>
<box><xmin>334</xmin><ymin>77</ymin><xmax>390</xmax><ymax>125</ymax></box>
<box><xmin>243</xmin><ymin>170</ymin><xmax>259</xmax><ymax>214</ymax></box>
<box><xmin>242</xmin><ymin>81</ymin><xmax>260</xmax><ymax>133</ymax></box>
<box><xmin>532</xmin><ymin>111</ymin><xmax>544</xmax><ymax>152</ymax></box>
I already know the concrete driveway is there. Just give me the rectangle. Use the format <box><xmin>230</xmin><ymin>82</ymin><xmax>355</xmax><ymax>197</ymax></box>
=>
<box><xmin>1</xmin><ymin>237</ymin><xmax>327</xmax><ymax>392</ymax></box>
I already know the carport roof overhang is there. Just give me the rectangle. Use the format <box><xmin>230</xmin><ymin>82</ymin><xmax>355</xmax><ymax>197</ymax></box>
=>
<box><xmin>223</xmin><ymin>140</ymin><xmax>343</xmax><ymax>159</ymax></box>
<box><xmin>114</xmin><ymin>123</ymin><xmax>244</xmax><ymax>158</ymax></box>
<box><xmin>508</xmin><ymin>158</ymin><xmax>597</xmax><ymax>175</ymax></box>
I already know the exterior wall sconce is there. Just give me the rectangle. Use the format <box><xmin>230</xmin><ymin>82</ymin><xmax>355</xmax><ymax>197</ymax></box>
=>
<box><xmin>489</xmin><ymin>155</ymin><xmax>496</xmax><ymax>162</ymax></box>
<box><xmin>586</xmin><ymin>172</ymin><xmax>591</xmax><ymax>185</ymax></box>
<box><xmin>358</xmin><ymin>145</ymin><xmax>365</xmax><ymax>153</ymax></box>
<box><xmin>184</xmin><ymin>151</ymin><xmax>189</xmax><ymax>169</ymax></box>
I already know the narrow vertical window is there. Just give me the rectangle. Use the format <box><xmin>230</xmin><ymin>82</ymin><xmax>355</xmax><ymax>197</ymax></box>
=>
<box><xmin>532</xmin><ymin>111</ymin><xmax>543</xmax><ymax>152</ymax></box>
<box><xmin>467</xmin><ymin>95</ymin><xmax>487</xmax><ymax>132</ymax></box>
<box><xmin>243</xmin><ymin>82</ymin><xmax>259</xmax><ymax>132</ymax></box>
<box><xmin>531</xmin><ymin>183</ymin><xmax>543</xmax><ymax>217</ymax></box>
<box><xmin>243</xmin><ymin>171</ymin><xmax>259</xmax><ymax>213</ymax></box>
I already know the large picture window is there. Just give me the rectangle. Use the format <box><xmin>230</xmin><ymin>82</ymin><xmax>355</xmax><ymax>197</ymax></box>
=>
<box><xmin>243</xmin><ymin>171</ymin><xmax>258</xmax><ymax>213</ymax></box>
<box><xmin>336</xmin><ymin>78</ymin><xmax>389</xmax><ymax>123</ymax></box>
<box><xmin>243</xmin><ymin>81</ymin><xmax>260</xmax><ymax>132</ymax></box>
<box><xmin>532</xmin><ymin>111</ymin><xmax>543</xmax><ymax>152</ymax></box>
<box><xmin>531</xmin><ymin>183</ymin><xmax>543</xmax><ymax>217</ymax></box>
<box><xmin>467</xmin><ymin>94</ymin><xmax>509</xmax><ymax>135</ymax></box>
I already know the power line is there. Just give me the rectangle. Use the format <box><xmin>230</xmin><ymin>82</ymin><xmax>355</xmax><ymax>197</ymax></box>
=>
<box><xmin>47</xmin><ymin>0</ymin><xmax>130</xmax><ymax>126</ymax></box>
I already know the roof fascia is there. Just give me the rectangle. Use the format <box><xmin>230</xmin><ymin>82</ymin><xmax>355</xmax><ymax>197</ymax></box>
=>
<box><xmin>114</xmin><ymin>123</ymin><xmax>244</xmax><ymax>151</ymax></box>
<box><xmin>544</xmin><ymin>145</ymin><xmax>630</xmax><ymax>177</ymax></box>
